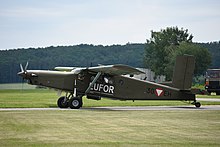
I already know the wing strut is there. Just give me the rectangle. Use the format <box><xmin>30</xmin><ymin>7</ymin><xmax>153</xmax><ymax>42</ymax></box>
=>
<box><xmin>85</xmin><ymin>72</ymin><xmax>101</xmax><ymax>95</ymax></box>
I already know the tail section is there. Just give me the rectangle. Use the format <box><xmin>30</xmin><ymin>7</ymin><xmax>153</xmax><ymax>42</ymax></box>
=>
<box><xmin>172</xmin><ymin>55</ymin><xmax>195</xmax><ymax>90</ymax></box>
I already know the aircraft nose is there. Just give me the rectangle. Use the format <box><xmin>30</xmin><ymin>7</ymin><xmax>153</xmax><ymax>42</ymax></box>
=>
<box><xmin>17</xmin><ymin>71</ymin><xmax>25</xmax><ymax>78</ymax></box>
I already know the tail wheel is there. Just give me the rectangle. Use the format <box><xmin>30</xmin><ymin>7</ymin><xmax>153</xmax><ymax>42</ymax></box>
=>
<box><xmin>195</xmin><ymin>102</ymin><xmax>201</xmax><ymax>108</ymax></box>
<box><xmin>57</xmin><ymin>96</ymin><xmax>69</xmax><ymax>108</ymax></box>
<box><xmin>69</xmin><ymin>97</ymin><xmax>83</xmax><ymax>109</ymax></box>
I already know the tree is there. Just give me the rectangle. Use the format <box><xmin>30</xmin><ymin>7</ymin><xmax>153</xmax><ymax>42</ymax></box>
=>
<box><xmin>144</xmin><ymin>26</ymin><xmax>211</xmax><ymax>80</ymax></box>
<box><xmin>165</xmin><ymin>42</ymin><xmax>211</xmax><ymax>78</ymax></box>
<box><xmin>144</xmin><ymin>26</ymin><xmax>193</xmax><ymax>79</ymax></box>
<box><xmin>198</xmin><ymin>41</ymin><xmax>220</xmax><ymax>68</ymax></box>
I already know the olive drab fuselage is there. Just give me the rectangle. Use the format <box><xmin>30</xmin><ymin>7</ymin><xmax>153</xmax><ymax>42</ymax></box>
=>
<box><xmin>25</xmin><ymin>70</ymin><xmax>195</xmax><ymax>101</ymax></box>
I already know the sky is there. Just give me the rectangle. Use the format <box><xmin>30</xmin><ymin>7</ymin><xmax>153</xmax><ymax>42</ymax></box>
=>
<box><xmin>0</xmin><ymin>0</ymin><xmax>220</xmax><ymax>50</ymax></box>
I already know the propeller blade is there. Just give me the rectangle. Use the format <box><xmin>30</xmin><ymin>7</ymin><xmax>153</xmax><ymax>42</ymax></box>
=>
<box><xmin>20</xmin><ymin>64</ymin><xmax>24</xmax><ymax>72</ymax></box>
<box><xmin>24</xmin><ymin>61</ymin><xmax>29</xmax><ymax>71</ymax></box>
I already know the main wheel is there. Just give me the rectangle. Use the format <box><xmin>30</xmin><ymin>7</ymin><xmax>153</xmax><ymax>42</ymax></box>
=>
<box><xmin>69</xmin><ymin>97</ymin><xmax>83</xmax><ymax>109</ymax></box>
<box><xmin>195</xmin><ymin>102</ymin><xmax>201</xmax><ymax>108</ymax></box>
<box><xmin>57</xmin><ymin>96</ymin><xmax>69</xmax><ymax>108</ymax></box>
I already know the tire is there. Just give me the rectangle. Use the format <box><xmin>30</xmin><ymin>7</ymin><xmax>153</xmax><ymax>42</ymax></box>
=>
<box><xmin>57</xmin><ymin>96</ymin><xmax>69</xmax><ymax>108</ymax></box>
<box><xmin>195</xmin><ymin>102</ymin><xmax>201</xmax><ymax>108</ymax></box>
<box><xmin>69</xmin><ymin>97</ymin><xmax>83</xmax><ymax>109</ymax></box>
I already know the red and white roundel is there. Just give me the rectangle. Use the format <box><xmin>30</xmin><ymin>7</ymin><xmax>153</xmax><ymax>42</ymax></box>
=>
<box><xmin>155</xmin><ymin>88</ymin><xmax>164</xmax><ymax>96</ymax></box>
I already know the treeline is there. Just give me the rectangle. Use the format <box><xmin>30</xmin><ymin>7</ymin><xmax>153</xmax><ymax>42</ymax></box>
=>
<box><xmin>0</xmin><ymin>42</ymin><xmax>219</xmax><ymax>83</ymax></box>
<box><xmin>0</xmin><ymin>44</ymin><xmax>145</xmax><ymax>83</ymax></box>
<box><xmin>198</xmin><ymin>41</ymin><xmax>220</xmax><ymax>68</ymax></box>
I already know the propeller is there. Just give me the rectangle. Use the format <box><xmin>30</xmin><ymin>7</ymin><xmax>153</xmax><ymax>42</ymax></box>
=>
<box><xmin>18</xmin><ymin>62</ymin><xmax>29</xmax><ymax>92</ymax></box>
<box><xmin>18</xmin><ymin>62</ymin><xmax>29</xmax><ymax>81</ymax></box>
<box><xmin>18</xmin><ymin>62</ymin><xmax>29</xmax><ymax>76</ymax></box>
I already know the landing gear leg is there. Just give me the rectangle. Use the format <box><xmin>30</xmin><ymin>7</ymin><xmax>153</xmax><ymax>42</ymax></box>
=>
<box><xmin>69</xmin><ymin>96</ymin><xmax>83</xmax><ymax>109</ymax></box>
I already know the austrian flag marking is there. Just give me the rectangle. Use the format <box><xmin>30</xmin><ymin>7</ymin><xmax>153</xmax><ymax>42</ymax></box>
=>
<box><xmin>146</xmin><ymin>87</ymin><xmax>171</xmax><ymax>97</ymax></box>
<box><xmin>155</xmin><ymin>88</ymin><xmax>164</xmax><ymax>96</ymax></box>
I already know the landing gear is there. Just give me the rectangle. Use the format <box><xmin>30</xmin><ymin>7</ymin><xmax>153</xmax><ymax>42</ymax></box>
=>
<box><xmin>69</xmin><ymin>96</ymin><xmax>83</xmax><ymax>109</ymax></box>
<box><xmin>195</xmin><ymin>102</ymin><xmax>201</xmax><ymax>108</ymax></box>
<box><xmin>191</xmin><ymin>101</ymin><xmax>201</xmax><ymax>108</ymax></box>
<box><xmin>57</xmin><ymin>93</ymin><xmax>83</xmax><ymax>109</ymax></box>
<box><xmin>57</xmin><ymin>96</ymin><xmax>69</xmax><ymax>108</ymax></box>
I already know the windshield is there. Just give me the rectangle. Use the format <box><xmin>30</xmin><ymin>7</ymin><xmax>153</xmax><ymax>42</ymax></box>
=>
<box><xmin>206</xmin><ymin>70</ymin><xmax>220</xmax><ymax>78</ymax></box>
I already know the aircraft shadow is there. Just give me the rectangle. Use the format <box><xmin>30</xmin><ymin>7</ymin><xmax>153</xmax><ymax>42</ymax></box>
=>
<box><xmin>172</xmin><ymin>106</ymin><xmax>205</xmax><ymax>109</ymax></box>
<box><xmin>82</xmin><ymin>107</ymin><xmax>117</xmax><ymax>111</ymax></box>
<box><xmin>48</xmin><ymin>106</ymin><xmax>205</xmax><ymax>111</ymax></box>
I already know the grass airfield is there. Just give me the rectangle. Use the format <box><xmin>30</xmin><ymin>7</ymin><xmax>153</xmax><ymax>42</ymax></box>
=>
<box><xmin>1</xmin><ymin>109</ymin><xmax>220</xmax><ymax>147</ymax></box>
<box><xmin>0</xmin><ymin>87</ymin><xmax>220</xmax><ymax>146</ymax></box>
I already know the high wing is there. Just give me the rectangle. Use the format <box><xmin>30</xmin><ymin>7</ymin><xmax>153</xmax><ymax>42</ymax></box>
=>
<box><xmin>54</xmin><ymin>67</ymin><xmax>78</xmax><ymax>71</ymax></box>
<box><xmin>55</xmin><ymin>64</ymin><xmax>144</xmax><ymax>75</ymax></box>
<box><xmin>88</xmin><ymin>64</ymin><xmax>144</xmax><ymax>75</ymax></box>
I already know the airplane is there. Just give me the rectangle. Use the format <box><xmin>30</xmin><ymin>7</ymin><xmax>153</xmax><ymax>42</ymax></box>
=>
<box><xmin>18</xmin><ymin>55</ymin><xmax>201</xmax><ymax>109</ymax></box>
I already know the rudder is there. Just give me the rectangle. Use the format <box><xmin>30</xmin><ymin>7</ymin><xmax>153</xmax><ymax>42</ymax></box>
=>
<box><xmin>172</xmin><ymin>55</ymin><xmax>195</xmax><ymax>90</ymax></box>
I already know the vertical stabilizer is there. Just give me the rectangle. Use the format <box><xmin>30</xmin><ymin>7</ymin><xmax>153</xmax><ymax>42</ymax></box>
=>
<box><xmin>172</xmin><ymin>55</ymin><xmax>195</xmax><ymax>90</ymax></box>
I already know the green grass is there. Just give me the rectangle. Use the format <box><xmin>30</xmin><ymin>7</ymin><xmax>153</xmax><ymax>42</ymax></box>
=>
<box><xmin>0</xmin><ymin>89</ymin><xmax>57</xmax><ymax>108</ymax></box>
<box><xmin>0</xmin><ymin>110</ymin><xmax>220</xmax><ymax>147</ymax></box>
<box><xmin>1</xmin><ymin>89</ymin><xmax>220</xmax><ymax>108</ymax></box>
<box><xmin>0</xmin><ymin>87</ymin><xmax>220</xmax><ymax>146</ymax></box>
<box><xmin>197</xmin><ymin>94</ymin><xmax>220</xmax><ymax>98</ymax></box>
<box><xmin>0</xmin><ymin>83</ymin><xmax>36</xmax><ymax>89</ymax></box>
